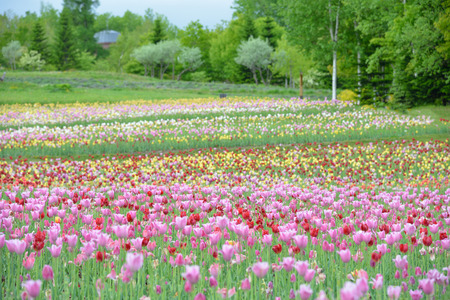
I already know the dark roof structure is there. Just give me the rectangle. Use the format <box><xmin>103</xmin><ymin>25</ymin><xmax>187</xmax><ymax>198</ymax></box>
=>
<box><xmin>94</xmin><ymin>30</ymin><xmax>120</xmax><ymax>44</ymax></box>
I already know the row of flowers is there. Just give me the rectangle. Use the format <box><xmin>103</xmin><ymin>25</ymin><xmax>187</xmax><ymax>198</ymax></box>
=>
<box><xmin>1</xmin><ymin>178</ymin><xmax>449</xmax><ymax>299</ymax></box>
<box><xmin>0</xmin><ymin>108</ymin><xmax>445</xmax><ymax>157</ymax></box>
<box><xmin>0</xmin><ymin>98</ymin><xmax>353</xmax><ymax>126</ymax></box>
<box><xmin>1</xmin><ymin>140</ymin><xmax>448</xmax><ymax>189</ymax></box>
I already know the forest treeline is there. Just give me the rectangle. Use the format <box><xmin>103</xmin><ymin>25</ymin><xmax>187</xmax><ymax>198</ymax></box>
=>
<box><xmin>1</xmin><ymin>0</ymin><xmax>449</xmax><ymax>107</ymax></box>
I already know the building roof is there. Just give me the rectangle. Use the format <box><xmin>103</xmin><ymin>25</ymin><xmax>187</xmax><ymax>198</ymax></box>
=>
<box><xmin>94</xmin><ymin>30</ymin><xmax>120</xmax><ymax>44</ymax></box>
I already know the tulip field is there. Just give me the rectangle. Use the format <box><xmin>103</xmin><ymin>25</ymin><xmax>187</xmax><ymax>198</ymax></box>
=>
<box><xmin>0</xmin><ymin>97</ymin><xmax>449</xmax><ymax>299</ymax></box>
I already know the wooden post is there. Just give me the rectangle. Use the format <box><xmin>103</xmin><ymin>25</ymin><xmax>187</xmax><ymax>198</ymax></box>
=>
<box><xmin>299</xmin><ymin>72</ymin><xmax>303</xmax><ymax>99</ymax></box>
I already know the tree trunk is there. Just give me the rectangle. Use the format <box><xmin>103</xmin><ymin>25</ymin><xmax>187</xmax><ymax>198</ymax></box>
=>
<box><xmin>259</xmin><ymin>69</ymin><xmax>267</xmax><ymax>86</ymax></box>
<box><xmin>172</xmin><ymin>61</ymin><xmax>175</xmax><ymax>80</ymax></box>
<box><xmin>285</xmin><ymin>75</ymin><xmax>288</xmax><ymax>89</ymax></box>
<box><xmin>151</xmin><ymin>65</ymin><xmax>155</xmax><ymax>78</ymax></box>
<box><xmin>357</xmin><ymin>50</ymin><xmax>361</xmax><ymax>98</ymax></box>
<box><xmin>252</xmin><ymin>70</ymin><xmax>258</xmax><ymax>85</ymax></box>
<box><xmin>144</xmin><ymin>65</ymin><xmax>148</xmax><ymax>77</ymax></box>
<box><xmin>332</xmin><ymin>50</ymin><xmax>337</xmax><ymax>99</ymax></box>
<box><xmin>177</xmin><ymin>68</ymin><xmax>189</xmax><ymax>81</ymax></box>
<box><xmin>289</xmin><ymin>65</ymin><xmax>293</xmax><ymax>88</ymax></box>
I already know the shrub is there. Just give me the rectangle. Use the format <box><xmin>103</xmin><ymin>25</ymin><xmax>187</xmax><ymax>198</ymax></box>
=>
<box><xmin>337</xmin><ymin>89</ymin><xmax>358</xmax><ymax>102</ymax></box>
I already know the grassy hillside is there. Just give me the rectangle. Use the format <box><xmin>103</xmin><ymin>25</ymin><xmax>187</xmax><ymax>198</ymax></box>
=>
<box><xmin>0</xmin><ymin>71</ymin><xmax>331</xmax><ymax>104</ymax></box>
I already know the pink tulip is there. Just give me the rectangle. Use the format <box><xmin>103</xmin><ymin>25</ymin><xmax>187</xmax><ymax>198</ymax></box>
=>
<box><xmin>252</xmin><ymin>262</ymin><xmax>269</xmax><ymax>278</ymax></box>
<box><xmin>209</xmin><ymin>276</ymin><xmax>218</xmax><ymax>287</ymax></box>
<box><xmin>23</xmin><ymin>252</ymin><xmax>35</xmax><ymax>270</ymax></box>
<box><xmin>42</xmin><ymin>265</ymin><xmax>54</xmax><ymax>281</ymax></box>
<box><xmin>113</xmin><ymin>225</ymin><xmax>129</xmax><ymax>239</ymax></box>
<box><xmin>66</xmin><ymin>235</ymin><xmax>77</xmax><ymax>248</ymax></box>
<box><xmin>293</xmin><ymin>235</ymin><xmax>308</xmax><ymax>249</ymax></box>
<box><xmin>241</xmin><ymin>278</ymin><xmax>251</xmax><ymax>290</ymax></box>
<box><xmin>262</xmin><ymin>234</ymin><xmax>272</xmax><ymax>246</ymax></box>
<box><xmin>315</xmin><ymin>290</ymin><xmax>328</xmax><ymax>300</ymax></box>
<box><xmin>23</xmin><ymin>280</ymin><xmax>42</xmax><ymax>299</ymax></box>
<box><xmin>404</xmin><ymin>224</ymin><xmax>416</xmax><ymax>235</ymax></box>
<box><xmin>175</xmin><ymin>253</ymin><xmax>185</xmax><ymax>266</ymax></box>
<box><xmin>174</xmin><ymin>216</ymin><xmax>187</xmax><ymax>230</ymax></box>
<box><xmin>338</xmin><ymin>249</ymin><xmax>351</xmax><ymax>263</ymax></box>
<box><xmin>194</xmin><ymin>293</ymin><xmax>206</xmax><ymax>300</ymax></box>
<box><xmin>5</xmin><ymin>239</ymin><xmax>27</xmax><ymax>255</ymax></box>
<box><xmin>298</xmin><ymin>284</ymin><xmax>312</xmax><ymax>300</ymax></box>
<box><xmin>182</xmin><ymin>265</ymin><xmax>200</xmax><ymax>284</ymax></box>
<box><xmin>125</xmin><ymin>252</ymin><xmax>143</xmax><ymax>272</ymax></box>
<box><xmin>0</xmin><ymin>233</ymin><xmax>5</xmax><ymax>248</ymax></box>
<box><xmin>294</xmin><ymin>261</ymin><xmax>309</xmax><ymax>277</ymax></box>
<box><xmin>356</xmin><ymin>277</ymin><xmax>368</xmax><ymax>297</ymax></box>
<box><xmin>392</xmin><ymin>255</ymin><xmax>408</xmax><ymax>270</ymax></box>
<box><xmin>340</xmin><ymin>282</ymin><xmax>357</xmax><ymax>300</ymax></box>
<box><xmin>387</xmin><ymin>286</ymin><xmax>401</xmax><ymax>300</ymax></box>
<box><xmin>409</xmin><ymin>289</ymin><xmax>423</xmax><ymax>300</ymax></box>
<box><xmin>209</xmin><ymin>233</ymin><xmax>221</xmax><ymax>246</ymax></box>
<box><xmin>47</xmin><ymin>245</ymin><xmax>62</xmax><ymax>258</ymax></box>
<box><xmin>209</xmin><ymin>263</ymin><xmax>220</xmax><ymax>278</ymax></box>
<box><xmin>220</xmin><ymin>244</ymin><xmax>234</xmax><ymax>261</ymax></box>
<box><xmin>441</xmin><ymin>239</ymin><xmax>450</xmax><ymax>249</ymax></box>
<box><xmin>304</xmin><ymin>269</ymin><xmax>315</xmax><ymax>282</ymax></box>
<box><xmin>370</xmin><ymin>274</ymin><xmax>383</xmax><ymax>289</ymax></box>
<box><xmin>282</xmin><ymin>257</ymin><xmax>296</xmax><ymax>272</ymax></box>
<box><xmin>418</xmin><ymin>279</ymin><xmax>434</xmax><ymax>295</ymax></box>
<box><xmin>184</xmin><ymin>280</ymin><xmax>193</xmax><ymax>293</ymax></box>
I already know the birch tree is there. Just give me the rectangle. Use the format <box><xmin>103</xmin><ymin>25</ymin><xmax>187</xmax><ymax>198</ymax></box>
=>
<box><xmin>280</xmin><ymin>0</ymin><xmax>344</xmax><ymax>99</ymax></box>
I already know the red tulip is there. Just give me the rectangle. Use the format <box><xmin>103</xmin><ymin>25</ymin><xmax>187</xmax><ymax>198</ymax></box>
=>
<box><xmin>399</xmin><ymin>244</ymin><xmax>408</xmax><ymax>253</ymax></box>
<box><xmin>272</xmin><ymin>244</ymin><xmax>282</xmax><ymax>254</ymax></box>
<box><xmin>423</xmin><ymin>236</ymin><xmax>432</xmax><ymax>246</ymax></box>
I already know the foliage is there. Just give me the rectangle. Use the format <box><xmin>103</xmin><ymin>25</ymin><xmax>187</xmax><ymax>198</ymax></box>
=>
<box><xmin>77</xmin><ymin>50</ymin><xmax>96</xmax><ymax>71</ymax></box>
<box><xmin>177</xmin><ymin>47</ymin><xmax>203</xmax><ymax>80</ymax></box>
<box><xmin>30</xmin><ymin>20</ymin><xmax>49</xmax><ymax>61</ymax></box>
<box><xmin>18</xmin><ymin>50</ymin><xmax>45</xmax><ymax>71</ymax></box>
<box><xmin>150</xmin><ymin>19</ymin><xmax>166</xmax><ymax>44</ymax></box>
<box><xmin>436</xmin><ymin>0</ymin><xmax>450</xmax><ymax>59</ymax></box>
<box><xmin>131</xmin><ymin>44</ymin><xmax>158</xmax><ymax>77</ymax></box>
<box><xmin>337</xmin><ymin>89</ymin><xmax>358</xmax><ymax>101</ymax></box>
<box><xmin>2</xmin><ymin>40</ymin><xmax>23</xmax><ymax>70</ymax></box>
<box><xmin>235</xmin><ymin>37</ymin><xmax>273</xmax><ymax>85</ymax></box>
<box><xmin>63</xmin><ymin>0</ymin><xmax>100</xmax><ymax>53</ymax></box>
<box><xmin>54</xmin><ymin>8</ymin><xmax>79</xmax><ymax>71</ymax></box>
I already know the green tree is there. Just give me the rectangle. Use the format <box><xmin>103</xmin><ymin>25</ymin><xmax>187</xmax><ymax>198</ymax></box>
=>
<box><xmin>235</xmin><ymin>37</ymin><xmax>273</xmax><ymax>85</ymax></box>
<box><xmin>2</xmin><ymin>40</ymin><xmax>22</xmax><ymax>70</ymax></box>
<box><xmin>153</xmin><ymin>40</ymin><xmax>181</xmax><ymax>79</ymax></box>
<box><xmin>259</xmin><ymin>17</ymin><xmax>278</xmax><ymax>48</ymax></box>
<box><xmin>209</xmin><ymin>21</ymin><xmax>245</xmax><ymax>83</ymax></box>
<box><xmin>233</xmin><ymin>0</ymin><xmax>279</xmax><ymax>19</ymax></box>
<box><xmin>150</xmin><ymin>19</ymin><xmax>166</xmax><ymax>44</ymax></box>
<box><xmin>54</xmin><ymin>8</ymin><xmax>79</xmax><ymax>70</ymax></box>
<box><xmin>436</xmin><ymin>0</ymin><xmax>450</xmax><ymax>60</ymax></box>
<box><xmin>367</xmin><ymin>0</ymin><xmax>448</xmax><ymax>107</ymax></box>
<box><xmin>30</xmin><ymin>20</ymin><xmax>49</xmax><ymax>61</ymax></box>
<box><xmin>179</xmin><ymin>21</ymin><xmax>212</xmax><ymax>77</ymax></box>
<box><xmin>131</xmin><ymin>44</ymin><xmax>158</xmax><ymax>76</ymax></box>
<box><xmin>63</xmin><ymin>0</ymin><xmax>100</xmax><ymax>53</ymax></box>
<box><xmin>280</xmin><ymin>0</ymin><xmax>346</xmax><ymax>99</ymax></box>
<box><xmin>177</xmin><ymin>47</ymin><xmax>203</xmax><ymax>80</ymax></box>
<box><xmin>273</xmin><ymin>35</ymin><xmax>314</xmax><ymax>88</ymax></box>
<box><xmin>19</xmin><ymin>50</ymin><xmax>45</xmax><ymax>70</ymax></box>
<box><xmin>240</xmin><ymin>14</ymin><xmax>257</xmax><ymax>40</ymax></box>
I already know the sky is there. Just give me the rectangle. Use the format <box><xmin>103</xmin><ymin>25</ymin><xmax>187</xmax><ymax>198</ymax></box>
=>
<box><xmin>0</xmin><ymin>0</ymin><xmax>236</xmax><ymax>29</ymax></box>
